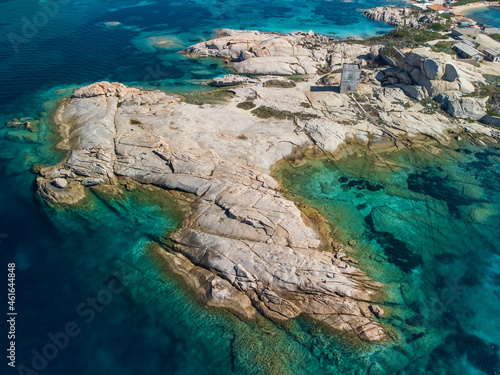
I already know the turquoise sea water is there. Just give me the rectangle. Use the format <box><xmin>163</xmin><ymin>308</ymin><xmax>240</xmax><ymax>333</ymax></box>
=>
<box><xmin>277</xmin><ymin>142</ymin><xmax>500</xmax><ymax>374</ymax></box>
<box><xmin>1</xmin><ymin>0</ymin><xmax>499</xmax><ymax>374</ymax></box>
<box><xmin>464</xmin><ymin>6</ymin><xmax>500</xmax><ymax>28</ymax></box>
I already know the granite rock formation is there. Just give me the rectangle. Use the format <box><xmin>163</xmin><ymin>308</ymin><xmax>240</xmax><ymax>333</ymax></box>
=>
<box><xmin>38</xmin><ymin>74</ymin><xmax>496</xmax><ymax>342</ymax></box>
<box><xmin>364</xmin><ymin>6</ymin><xmax>442</xmax><ymax>29</ymax></box>
<box><xmin>42</xmin><ymin>81</ymin><xmax>392</xmax><ymax>342</ymax></box>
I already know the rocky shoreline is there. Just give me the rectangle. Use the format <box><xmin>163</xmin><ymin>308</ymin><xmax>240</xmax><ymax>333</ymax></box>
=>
<box><xmin>363</xmin><ymin>6</ymin><xmax>444</xmax><ymax>29</ymax></box>
<box><xmin>32</xmin><ymin>21</ymin><xmax>500</xmax><ymax>343</ymax></box>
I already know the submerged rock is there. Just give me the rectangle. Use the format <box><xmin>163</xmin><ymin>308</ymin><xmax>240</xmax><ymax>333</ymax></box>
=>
<box><xmin>38</xmin><ymin>177</ymin><xmax>86</xmax><ymax>206</ymax></box>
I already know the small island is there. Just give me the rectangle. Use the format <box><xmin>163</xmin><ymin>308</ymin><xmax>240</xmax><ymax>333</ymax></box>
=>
<box><xmin>27</xmin><ymin>1</ymin><xmax>500</xmax><ymax>345</ymax></box>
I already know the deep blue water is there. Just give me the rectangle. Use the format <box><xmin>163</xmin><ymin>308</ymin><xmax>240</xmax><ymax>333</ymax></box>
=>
<box><xmin>1</xmin><ymin>1</ymin><xmax>499</xmax><ymax>375</ymax></box>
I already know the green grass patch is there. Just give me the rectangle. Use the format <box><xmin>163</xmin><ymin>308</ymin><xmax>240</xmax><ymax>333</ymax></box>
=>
<box><xmin>476</xmin><ymin>84</ymin><xmax>500</xmax><ymax>98</ymax></box>
<box><xmin>251</xmin><ymin>106</ymin><xmax>318</xmax><ymax>121</ymax></box>
<box><xmin>484</xmin><ymin>74</ymin><xmax>500</xmax><ymax>85</ymax></box>
<box><xmin>368</xmin><ymin>27</ymin><xmax>449</xmax><ymax>47</ymax></box>
<box><xmin>263</xmin><ymin>79</ymin><xmax>296</xmax><ymax>88</ymax></box>
<box><xmin>237</xmin><ymin>101</ymin><xmax>256</xmax><ymax>110</ymax></box>
<box><xmin>431</xmin><ymin>41</ymin><xmax>456</xmax><ymax>55</ymax></box>
<box><xmin>490</xmin><ymin>33</ymin><xmax>500</xmax><ymax>42</ymax></box>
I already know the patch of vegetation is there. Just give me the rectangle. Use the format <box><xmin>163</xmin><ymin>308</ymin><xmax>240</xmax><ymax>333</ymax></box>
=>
<box><xmin>484</xmin><ymin>74</ymin><xmax>500</xmax><ymax>85</ymax></box>
<box><xmin>436</xmin><ymin>13</ymin><xmax>452</xmax><ymax>21</ymax></box>
<box><xmin>130</xmin><ymin>119</ymin><xmax>141</xmax><ymax>125</ymax></box>
<box><xmin>182</xmin><ymin>88</ymin><xmax>234</xmax><ymax>105</ymax></box>
<box><xmin>490</xmin><ymin>33</ymin><xmax>500</xmax><ymax>42</ymax></box>
<box><xmin>431</xmin><ymin>41</ymin><xmax>456</xmax><ymax>55</ymax></box>
<box><xmin>251</xmin><ymin>106</ymin><xmax>319</xmax><ymax>121</ymax></box>
<box><xmin>263</xmin><ymin>79</ymin><xmax>296</xmax><ymax>88</ymax></box>
<box><xmin>316</xmin><ymin>65</ymin><xmax>331</xmax><ymax>75</ymax></box>
<box><xmin>339</xmin><ymin>119</ymin><xmax>357</xmax><ymax>126</ymax></box>
<box><xmin>475</xmin><ymin>84</ymin><xmax>500</xmax><ymax>98</ymax></box>
<box><xmin>486</xmin><ymin>91</ymin><xmax>500</xmax><ymax>116</ymax></box>
<box><xmin>300</xmin><ymin>102</ymin><xmax>312</xmax><ymax>108</ymax></box>
<box><xmin>369</xmin><ymin>27</ymin><xmax>449</xmax><ymax>48</ymax></box>
<box><xmin>429</xmin><ymin>22</ymin><xmax>452</xmax><ymax>32</ymax></box>
<box><xmin>237</xmin><ymin>101</ymin><xmax>256</xmax><ymax>110</ymax></box>
<box><xmin>237</xmin><ymin>134</ymin><xmax>248</xmax><ymax>140</ymax></box>
<box><xmin>117</xmin><ymin>101</ymin><xmax>123</xmax><ymax>108</ymax></box>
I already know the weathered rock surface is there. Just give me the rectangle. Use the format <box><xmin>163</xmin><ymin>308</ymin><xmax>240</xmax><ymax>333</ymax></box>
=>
<box><xmin>446</xmin><ymin>97</ymin><xmax>488</xmax><ymax>120</ymax></box>
<box><xmin>42</xmin><ymin>81</ymin><xmax>393</xmax><ymax>342</ymax></box>
<box><xmin>210</xmin><ymin>74</ymin><xmax>256</xmax><ymax>87</ymax></box>
<box><xmin>52</xmin><ymin>178</ymin><xmax>68</xmax><ymax>189</ymax></box>
<box><xmin>376</xmin><ymin>47</ymin><xmax>493</xmax><ymax>122</ymax></box>
<box><xmin>364</xmin><ymin>6</ymin><xmax>442</xmax><ymax>29</ymax></box>
<box><xmin>40</xmin><ymin>75</ymin><xmax>497</xmax><ymax>343</ymax></box>
<box><xmin>184</xmin><ymin>29</ymin><xmax>382</xmax><ymax>75</ymax></box>
<box><xmin>380</xmin><ymin>47</ymin><xmax>484</xmax><ymax>99</ymax></box>
<box><xmin>37</xmin><ymin>177</ymin><xmax>86</xmax><ymax>206</ymax></box>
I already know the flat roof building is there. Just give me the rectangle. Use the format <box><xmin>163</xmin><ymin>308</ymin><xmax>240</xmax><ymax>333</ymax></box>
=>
<box><xmin>452</xmin><ymin>28</ymin><xmax>480</xmax><ymax>37</ymax></box>
<box><xmin>457</xmin><ymin>35</ymin><xmax>476</xmax><ymax>47</ymax></box>
<box><xmin>453</xmin><ymin>42</ymin><xmax>485</xmax><ymax>61</ymax></box>
<box><xmin>484</xmin><ymin>27</ymin><xmax>500</xmax><ymax>35</ymax></box>
<box><xmin>340</xmin><ymin>63</ymin><xmax>361</xmax><ymax>95</ymax></box>
<box><xmin>484</xmin><ymin>49</ymin><xmax>500</xmax><ymax>62</ymax></box>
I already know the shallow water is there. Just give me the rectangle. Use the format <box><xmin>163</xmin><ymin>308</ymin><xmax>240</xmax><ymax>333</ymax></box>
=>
<box><xmin>277</xmin><ymin>142</ymin><xmax>500</xmax><ymax>374</ymax></box>
<box><xmin>464</xmin><ymin>6</ymin><xmax>500</xmax><ymax>28</ymax></box>
<box><xmin>1</xmin><ymin>0</ymin><xmax>499</xmax><ymax>374</ymax></box>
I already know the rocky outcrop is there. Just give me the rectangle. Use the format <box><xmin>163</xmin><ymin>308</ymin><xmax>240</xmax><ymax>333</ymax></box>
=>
<box><xmin>379</xmin><ymin>48</ymin><xmax>483</xmax><ymax>97</ymax></box>
<box><xmin>446</xmin><ymin>97</ymin><xmax>488</xmax><ymax>120</ymax></box>
<box><xmin>38</xmin><ymin>71</ymin><xmax>498</xmax><ymax>342</ymax></box>
<box><xmin>376</xmin><ymin>47</ymin><xmax>492</xmax><ymax>121</ymax></box>
<box><xmin>41</xmin><ymin>81</ymin><xmax>395</xmax><ymax>342</ymax></box>
<box><xmin>210</xmin><ymin>74</ymin><xmax>256</xmax><ymax>87</ymax></box>
<box><xmin>184</xmin><ymin>29</ymin><xmax>322</xmax><ymax>75</ymax></box>
<box><xmin>184</xmin><ymin>29</ymin><xmax>381</xmax><ymax>75</ymax></box>
<box><xmin>363</xmin><ymin>6</ymin><xmax>441</xmax><ymax>29</ymax></box>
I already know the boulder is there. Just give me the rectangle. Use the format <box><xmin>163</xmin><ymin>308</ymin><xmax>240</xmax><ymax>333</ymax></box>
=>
<box><xmin>423</xmin><ymin>58</ymin><xmax>444</xmax><ymax>80</ymax></box>
<box><xmin>210</xmin><ymin>74</ymin><xmax>253</xmax><ymax>87</ymax></box>
<box><xmin>400</xmin><ymin>84</ymin><xmax>428</xmax><ymax>100</ymax></box>
<box><xmin>81</xmin><ymin>178</ymin><xmax>103</xmax><ymax>186</ymax></box>
<box><xmin>446</xmin><ymin>97</ymin><xmax>487</xmax><ymax>120</ymax></box>
<box><xmin>52</xmin><ymin>178</ymin><xmax>68</xmax><ymax>189</ymax></box>
<box><xmin>369</xmin><ymin>304</ymin><xmax>385</xmax><ymax>318</ymax></box>
<box><xmin>444</xmin><ymin>63</ymin><xmax>459</xmax><ymax>82</ymax></box>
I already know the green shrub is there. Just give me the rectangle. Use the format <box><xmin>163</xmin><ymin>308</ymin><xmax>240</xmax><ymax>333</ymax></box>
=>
<box><xmin>263</xmin><ymin>79</ymin><xmax>296</xmax><ymax>88</ymax></box>
<box><xmin>251</xmin><ymin>106</ymin><xmax>318</xmax><ymax>120</ymax></box>
<box><xmin>490</xmin><ymin>33</ymin><xmax>500</xmax><ymax>42</ymax></box>
<box><xmin>237</xmin><ymin>101</ymin><xmax>256</xmax><ymax>110</ymax></box>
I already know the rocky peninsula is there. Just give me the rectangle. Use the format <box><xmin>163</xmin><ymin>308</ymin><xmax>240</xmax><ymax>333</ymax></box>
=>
<box><xmin>33</xmin><ymin>20</ymin><xmax>500</xmax><ymax>343</ymax></box>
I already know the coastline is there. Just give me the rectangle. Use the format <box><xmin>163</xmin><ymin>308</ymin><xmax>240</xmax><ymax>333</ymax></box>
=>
<box><xmin>31</xmin><ymin>16</ymin><xmax>500</xmax><ymax>344</ymax></box>
<box><xmin>2</xmin><ymin>0</ymin><xmax>500</xmax><ymax>374</ymax></box>
<box><xmin>454</xmin><ymin>1</ymin><xmax>500</xmax><ymax>14</ymax></box>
